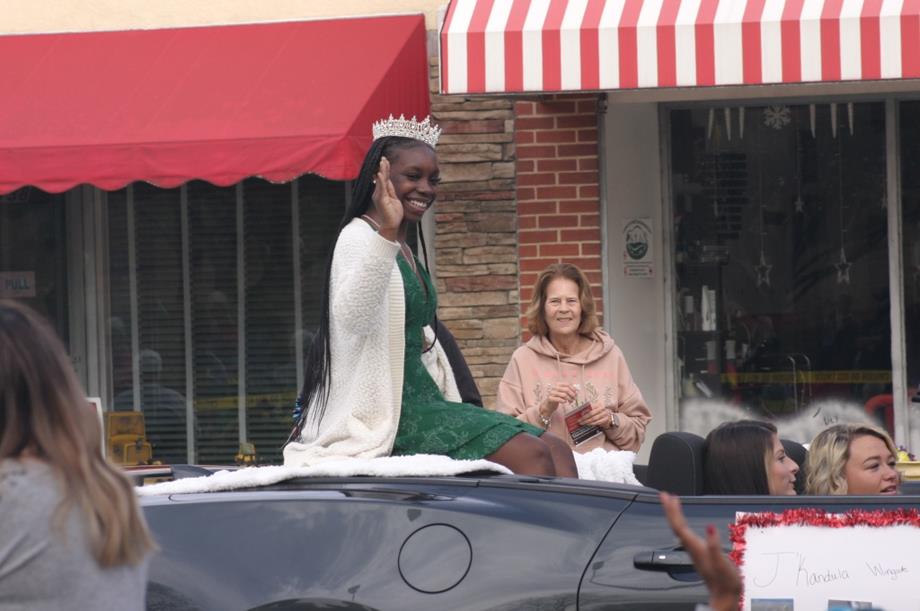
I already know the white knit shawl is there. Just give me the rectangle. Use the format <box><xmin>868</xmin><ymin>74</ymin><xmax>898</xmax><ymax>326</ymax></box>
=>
<box><xmin>283</xmin><ymin>219</ymin><xmax>459</xmax><ymax>468</ymax></box>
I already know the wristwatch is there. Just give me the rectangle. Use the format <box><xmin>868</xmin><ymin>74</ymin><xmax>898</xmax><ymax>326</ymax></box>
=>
<box><xmin>609</xmin><ymin>411</ymin><xmax>620</xmax><ymax>429</ymax></box>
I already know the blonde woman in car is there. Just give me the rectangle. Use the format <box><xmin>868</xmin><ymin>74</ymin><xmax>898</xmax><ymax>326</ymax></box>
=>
<box><xmin>805</xmin><ymin>423</ymin><xmax>900</xmax><ymax>495</ymax></box>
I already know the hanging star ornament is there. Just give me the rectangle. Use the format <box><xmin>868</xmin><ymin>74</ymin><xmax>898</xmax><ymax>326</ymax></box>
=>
<box><xmin>755</xmin><ymin>252</ymin><xmax>773</xmax><ymax>288</ymax></box>
<box><xmin>794</xmin><ymin>195</ymin><xmax>805</xmax><ymax>213</ymax></box>
<box><xmin>835</xmin><ymin>248</ymin><xmax>851</xmax><ymax>285</ymax></box>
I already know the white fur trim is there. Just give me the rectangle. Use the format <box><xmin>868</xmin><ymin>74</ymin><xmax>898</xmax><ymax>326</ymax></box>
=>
<box><xmin>573</xmin><ymin>448</ymin><xmax>641</xmax><ymax>485</ymax></box>
<box><xmin>137</xmin><ymin>455</ymin><xmax>511</xmax><ymax>496</ymax></box>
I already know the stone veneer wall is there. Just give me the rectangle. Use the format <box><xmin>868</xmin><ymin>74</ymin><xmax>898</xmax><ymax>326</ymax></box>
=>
<box><xmin>429</xmin><ymin>58</ymin><xmax>520</xmax><ymax>406</ymax></box>
<box><xmin>430</xmin><ymin>56</ymin><xmax>605</xmax><ymax>407</ymax></box>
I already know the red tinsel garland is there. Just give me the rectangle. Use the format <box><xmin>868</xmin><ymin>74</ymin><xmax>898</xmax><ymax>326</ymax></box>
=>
<box><xmin>727</xmin><ymin>507</ymin><xmax>920</xmax><ymax>608</ymax></box>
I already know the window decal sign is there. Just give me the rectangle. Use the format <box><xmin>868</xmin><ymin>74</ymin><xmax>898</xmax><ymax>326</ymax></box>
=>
<box><xmin>622</xmin><ymin>218</ymin><xmax>653</xmax><ymax>278</ymax></box>
<box><xmin>731</xmin><ymin>508</ymin><xmax>920</xmax><ymax>610</ymax></box>
<box><xmin>0</xmin><ymin>271</ymin><xmax>35</xmax><ymax>298</ymax></box>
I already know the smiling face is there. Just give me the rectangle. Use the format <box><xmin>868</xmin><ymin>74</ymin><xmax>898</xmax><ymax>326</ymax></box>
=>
<box><xmin>543</xmin><ymin>277</ymin><xmax>582</xmax><ymax>343</ymax></box>
<box><xmin>386</xmin><ymin>144</ymin><xmax>440</xmax><ymax>224</ymax></box>
<box><xmin>766</xmin><ymin>434</ymin><xmax>799</xmax><ymax>496</ymax></box>
<box><xmin>844</xmin><ymin>434</ymin><xmax>900</xmax><ymax>495</ymax></box>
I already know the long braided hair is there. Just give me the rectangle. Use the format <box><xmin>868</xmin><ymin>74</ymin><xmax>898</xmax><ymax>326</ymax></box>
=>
<box><xmin>289</xmin><ymin>136</ymin><xmax>437</xmax><ymax>441</ymax></box>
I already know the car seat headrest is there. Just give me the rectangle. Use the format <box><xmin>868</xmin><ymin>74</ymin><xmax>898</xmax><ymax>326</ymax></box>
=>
<box><xmin>646</xmin><ymin>431</ymin><xmax>706</xmax><ymax>495</ymax></box>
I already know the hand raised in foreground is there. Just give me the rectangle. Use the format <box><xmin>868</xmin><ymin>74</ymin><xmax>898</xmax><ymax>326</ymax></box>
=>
<box><xmin>660</xmin><ymin>492</ymin><xmax>741</xmax><ymax>611</ymax></box>
<box><xmin>372</xmin><ymin>156</ymin><xmax>402</xmax><ymax>239</ymax></box>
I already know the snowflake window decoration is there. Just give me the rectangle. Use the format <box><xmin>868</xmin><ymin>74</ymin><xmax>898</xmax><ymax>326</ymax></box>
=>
<box><xmin>763</xmin><ymin>105</ymin><xmax>791</xmax><ymax>130</ymax></box>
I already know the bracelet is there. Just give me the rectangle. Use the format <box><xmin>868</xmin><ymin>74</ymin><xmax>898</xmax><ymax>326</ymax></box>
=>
<box><xmin>608</xmin><ymin>411</ymin><xmax>620</xmax><ymax>429</ymax></box>
<box><xmin>539</xmin><ymin>411</ymin><xmax>551</xmax><ymax>428</ymax></box>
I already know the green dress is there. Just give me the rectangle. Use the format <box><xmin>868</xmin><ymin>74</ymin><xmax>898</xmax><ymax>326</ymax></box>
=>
<box><xmin>391</xmin><ymin>254</ymin><xmax>543</xmax><ymax>460</ymax></box>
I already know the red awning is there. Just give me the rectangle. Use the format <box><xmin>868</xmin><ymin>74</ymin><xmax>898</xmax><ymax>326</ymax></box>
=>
<box><xmin>0</xmin><ymin>15</ymin><xmax>430</xmax><ymax>194</ymax></box>
<box><xmin>440</xmin><ymin>0</ymin><xmax>920</xmax><ymax>94</ymax></box>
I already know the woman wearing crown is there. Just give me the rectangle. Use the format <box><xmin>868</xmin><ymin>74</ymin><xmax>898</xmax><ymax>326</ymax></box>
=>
<box><xmin>283</xmin><ymin>116</ymin><xmax>578</xmax><ymax>477</ymax></box>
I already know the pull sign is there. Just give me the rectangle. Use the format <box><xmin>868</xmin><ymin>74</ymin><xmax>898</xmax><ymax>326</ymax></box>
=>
<box><xmin>0</xmin><ymin>271</ymin><xmax>36</xmax><ymax>298</ymax></box>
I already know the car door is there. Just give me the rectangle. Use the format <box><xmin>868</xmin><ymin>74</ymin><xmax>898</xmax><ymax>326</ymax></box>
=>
<box><xmin>143</xmin><ymin>476</ymin><xmax>635</xmax><ymax>611</ymax></box>
<box><xmin>579</xmin><ymin>489</ymin><xmax>920</xmax><ymax>610</ymax></box>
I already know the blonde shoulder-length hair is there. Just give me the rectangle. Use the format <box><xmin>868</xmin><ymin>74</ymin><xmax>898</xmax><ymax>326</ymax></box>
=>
<box><xmin>0</xmin><ymin>300</ymin><xmax>154</xmax><ymax>567</ymax></box>
<box><xmin>525</xmin><ymin>263</ymin><xmax>599</xmax><ymax>337</ymax></box>
<box><xmin>804</xmin><ymin>422</ymin><xmax>897</xmax><ymax>495</ymax></box>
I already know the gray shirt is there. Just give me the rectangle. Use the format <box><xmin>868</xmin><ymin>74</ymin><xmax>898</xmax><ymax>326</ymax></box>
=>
<box><xmin>0</xmin><ymin>459</ymin><xmax>149</xmax><ymax>611</ymax></box>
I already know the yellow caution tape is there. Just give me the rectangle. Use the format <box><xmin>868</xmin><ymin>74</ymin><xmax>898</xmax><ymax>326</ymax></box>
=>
<box><xmin>719</xmin><ymin>370</ymin><xmax>891</xmax><ymax>384</ymax></box>
<box><xmin>193</xmin><ymin>391</ymin><xmax>298</xmax><ymax>411</ymax></box>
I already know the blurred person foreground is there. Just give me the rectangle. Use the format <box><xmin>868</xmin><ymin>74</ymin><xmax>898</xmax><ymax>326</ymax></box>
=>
<box><xmin>0</xmin><ymin>299</ymin><xmax>153</xmax><ymax>610</ymax></box>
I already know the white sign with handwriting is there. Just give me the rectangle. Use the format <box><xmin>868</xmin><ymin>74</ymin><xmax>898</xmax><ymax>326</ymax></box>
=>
<box><xmin>742</xmin><ymin>523</ymin><xmax>920</xmax><ymax>610</ymax></box>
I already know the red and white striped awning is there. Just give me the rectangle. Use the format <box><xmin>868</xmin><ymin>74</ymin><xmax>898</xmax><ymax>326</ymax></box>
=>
<box><xmin>440</xmin><ymin>0</ymin><xmax>920</xmax><ymax>94</ymax></box>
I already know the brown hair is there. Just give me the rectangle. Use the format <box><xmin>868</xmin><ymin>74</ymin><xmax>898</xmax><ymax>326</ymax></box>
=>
<box><xmin>703</xmin><ymin>420</ymin><xmax>778</xmax><ymax>495</ymax></box>
<box><xmin>804</xmin><ymin>423</ymin><xmax>898</xmax><ymax>495</ymax></box>
<box><xmin>0</xmin><ymin>300</ymin><xmax>154</xmax><ymax>567</ymax></box>
<box><xmin>525</xmin><ymin>263</ymin><xmax>599</xmax><ymax>337</ymax></box>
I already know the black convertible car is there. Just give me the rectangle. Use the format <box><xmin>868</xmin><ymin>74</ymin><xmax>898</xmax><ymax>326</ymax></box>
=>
<box><xmin>140</xmin><ymin>433</ymin><xmax>920</xmax><ymax>611</ymax></box>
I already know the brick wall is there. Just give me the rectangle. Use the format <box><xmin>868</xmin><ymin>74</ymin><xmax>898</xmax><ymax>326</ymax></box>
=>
<box><xmin>430</xmin><ymin>54</ymin><xmax>605</xmax><ymax>406</ymax></box>
<box><xmin>515</xmin><ymin>96</ymin><xmax>605</xmax><ymax>333</ymax></box>
<box><xmin>429</xmin><ymin>59</ymin><xmax>520</xmax><ymax>406</ymax></box>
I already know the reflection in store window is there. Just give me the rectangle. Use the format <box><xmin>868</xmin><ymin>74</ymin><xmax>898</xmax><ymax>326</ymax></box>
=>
<box><xmin>0</xmin><ymin>188</ymin><xmax>69</xmax><ymax>344</ymax></box>
<box><xmin>671</xmin><ymin>103</ymin><xmax>890</xmax><ymax>434</ymax></box>
<box><xmin>108</xmin><ymin>177</ymin><xmax>343</xmax><ymax>465</ymax></box>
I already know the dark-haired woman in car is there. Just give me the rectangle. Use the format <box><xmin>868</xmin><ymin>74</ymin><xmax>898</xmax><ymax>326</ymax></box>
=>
<box><xmin>703</xmin><ymin>420</ymin><xmax>798</xmax><ymax>495</ymax></box>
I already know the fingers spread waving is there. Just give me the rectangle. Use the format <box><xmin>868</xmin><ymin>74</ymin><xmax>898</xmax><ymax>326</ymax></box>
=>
<box><xmin>660</xmin><ymin>492</ymin><xmax>741</xmax><ymax>611</ymax></box>
<box><xmin>372</xmin><ymin>156</ymin><xmax>402</xmax><ymax>231</ymax></box>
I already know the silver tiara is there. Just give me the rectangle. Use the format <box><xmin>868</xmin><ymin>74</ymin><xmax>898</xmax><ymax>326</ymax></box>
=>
<box><xmin>372</xmin><ymin>114</ymin><xmax>441</xmax><ymax>148</ymax></box>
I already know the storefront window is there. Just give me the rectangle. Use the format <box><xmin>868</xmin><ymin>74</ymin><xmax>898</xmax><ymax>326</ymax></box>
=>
<box><xmin>108</xmin><ymin>177</ymin><xmax>344</xmax><ymax>464</ymax></box>
<box><xmin>670</xmin><ymin>103</ymin><xmax>890</xmax><ymax>430</ymax></box>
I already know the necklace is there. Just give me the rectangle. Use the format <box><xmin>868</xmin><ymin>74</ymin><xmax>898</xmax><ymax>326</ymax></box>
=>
<box><xmin>400</xmin><ymin>242</ymin><xmax>418</xmax><ymax>274</ymax></box>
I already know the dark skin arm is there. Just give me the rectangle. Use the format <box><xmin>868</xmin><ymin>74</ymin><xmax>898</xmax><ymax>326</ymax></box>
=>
<box><xmin>660</xmin><ymin>492</ymin><xmax>741</xmax><ymax>611</ymax></box>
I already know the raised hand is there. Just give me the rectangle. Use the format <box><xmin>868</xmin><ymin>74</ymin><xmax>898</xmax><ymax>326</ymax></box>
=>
<box><xmin>372</xmin><ymin>157</ymin><xmax>402</xmax><ymax>236</ymax></box>
<box><xmin>660</xmin><ymin>492</ymin><xmax>741</xmax><ymax>611</ymax></box>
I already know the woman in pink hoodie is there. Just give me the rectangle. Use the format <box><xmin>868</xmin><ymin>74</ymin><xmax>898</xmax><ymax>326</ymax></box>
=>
<box><xmin>497</xmin><ymin>263</ymin><xmax>652</xmax><ymax>452</ymax></box>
